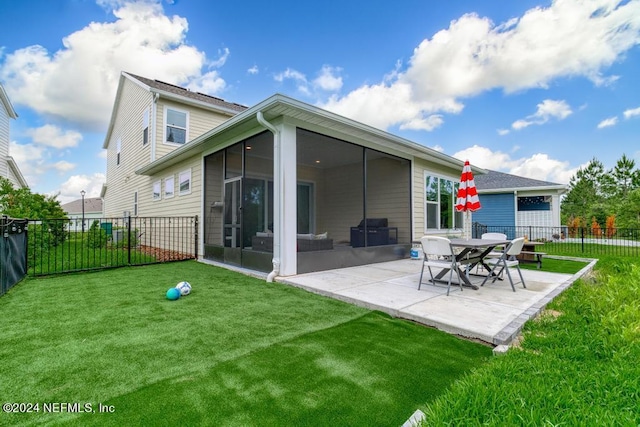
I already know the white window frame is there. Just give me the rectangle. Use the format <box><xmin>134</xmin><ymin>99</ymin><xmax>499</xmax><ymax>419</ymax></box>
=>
<box><xmin>142</xmin><ymin>108</ymin><xmax>150</xmax><ymax>146</ymax></box>
<box><xmin>164</xmin><ymin>106</ymin><xmax>189</xmax><ymax>145</ymax></box>
<box><xmin>178</xmin><ymin>169</ymin><xmax>191</xmax><ymax>195</ymax></box>
<box><xmin>152</xmin><ymin>180</ymin><xmax>161</xmax><ymax>201</ymax></box>
<box><xmin>424</xmin><ymin>171</ymin><xmax>462</xmax><ymax>232</ymax></box>
<box><xmin>116</xmin><ymin>138</ymin><xmax>121</xmax><ymax>166</ymax></box>
<box><xmin>133</xmin><ymin>191</ymin><xmax>138</xmax><ymax>216</ymax></box>
<box><xmin>164</xmin><ymin>175</ymin><xmax>175</xmax><ymax>199</ymax></box>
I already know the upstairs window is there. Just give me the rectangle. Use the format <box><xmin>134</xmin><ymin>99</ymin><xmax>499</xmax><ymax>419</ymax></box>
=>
<box><xmin>165</xmin><ymin>107</ymin><xmax>187</xmax><ymax>145</ymax></box>
<box><xmin>143</xmin><ymin>108</ymin><xmax>149</xmax><ymax>146</ymax></box>
<box><xmin>133</xmin><ymin>191</ymin><xmax>138</xmax><ymax>216</ymax></box>
<box><xmin>116</xmin><ymin>138</ymin><xmax>121</xmax><ymax>166</ymax></box>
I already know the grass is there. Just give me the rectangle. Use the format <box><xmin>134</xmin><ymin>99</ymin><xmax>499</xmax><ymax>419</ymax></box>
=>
<box><xmin>0</xmin><ymin>261</ymin><xmax>492</xmax><ymax>426</ymax></box>
<box><xmin>28</xmin><ymin>239</ymin><xmax>156</xmax><ymax>275</ymax></box>
<box><xmin>518</xmin><ymin>256</ymin><xmax>590</xmax><ymax>274</ymax></box>
<box><xmin>420</xmin><ymin>254</ymin><xmax>640</xmax><ymax>425</ymax></box>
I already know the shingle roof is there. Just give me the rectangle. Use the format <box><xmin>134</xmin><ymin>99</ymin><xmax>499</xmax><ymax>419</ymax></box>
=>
<box><xmin>474</xmin><ymin>169</ymin><xmax>565</xmax><ymax>191</ymax></box>
<box><xmin>61</xmin><ymin>197</ymin><xmax>103</xmax><ymax>215</ymax></box>
<box><xmin>125</xmin><ymin>72</ymin><xmax>248</xmax><ymax>113</ymax></box>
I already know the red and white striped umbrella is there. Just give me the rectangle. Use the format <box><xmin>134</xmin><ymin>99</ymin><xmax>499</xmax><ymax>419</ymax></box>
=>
<box><xmin>455</xmin><ymin>160</ymin><xmax>481</xmax><ymax>212</ymax></box>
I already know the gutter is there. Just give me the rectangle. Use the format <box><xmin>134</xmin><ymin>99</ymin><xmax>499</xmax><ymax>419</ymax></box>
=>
<box><xmin>256</xmin><ymin>111</ymin><xmax>281</xmax><ymax>283</ymax></box>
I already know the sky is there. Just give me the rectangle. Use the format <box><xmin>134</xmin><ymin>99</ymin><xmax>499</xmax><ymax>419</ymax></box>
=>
<box><xmin>1</xmin><ymin>0</ymin><xmax>639</xmax><ymax>204</ymax></box>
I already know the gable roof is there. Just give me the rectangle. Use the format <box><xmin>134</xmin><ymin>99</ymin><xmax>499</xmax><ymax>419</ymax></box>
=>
<box><xmin>61</xmin><ymin>197</ymin><xmax>103</xmax><ymax>215</ymax></box>
<box><xmin>124</xmin><ymin>72</ymin><xmax>248</xmax><ymax>114</ymax></box>
<box><xmin>102</xmin><ymin>72</ymin><xmax>248</xmax><ymax>149</ymax></box>
<box><xmin>136</xmin><ymin>93</ymin><xmax>485</xmax><ymax>177</ymax></box>
<box><xmin>474</xmin><ymin>169</ymin><xmax>566</xmax><ymax>193</ymax></box>
<box><xmin>0</xmin><ymin>83</ymin><xmax>18</xmax><ymax>119</ymax></box>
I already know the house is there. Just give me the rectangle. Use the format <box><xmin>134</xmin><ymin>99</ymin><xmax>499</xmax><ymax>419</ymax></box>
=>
<box><xmin>61</xmin><ymin>197</ymin><xmax>104</xmax><ymax>231</ymax></box>
<box><xmin>473</xmin><ymin>169</ymin><xmax>566</xmax><ymax>239</ymax></box>
<box><xmin>103</xmin><ymin>72</ymin><xmax>484</xmax><ymax>277</ymax></box>
<box><xmin>0</xmin><ymin>83</ymin><xmax>28</xmax><ymax>188</ymax></box>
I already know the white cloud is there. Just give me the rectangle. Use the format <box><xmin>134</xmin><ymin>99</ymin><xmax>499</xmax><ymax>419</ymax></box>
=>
<box><xmin>497</xmin><ymin>128</ymin><xmax>510</xmax><ymax>136</ymax></box>
<box><xmin>399</xmin><ymin>114</ymin><xmax>444</xmax><ymax>131</ymax></box>
<box><xmin>247</xmin><ymin>65</ymin><xmax>259</xmax><ymax>75</ymax></box>
<box><xmin>0</xmin><ymin>1</ymin><xmax>224</xmax><ymax>131</ymax></box>
<box><xmin>623</xmin><ymin>106</ymin><xmax>640</xmax><ymax>119</ymax></box>
<box><xmin>54</xmin><ymin>173</ymin><xmax>106</xmax><ymax>204</ymax></box>
<box><xmin>321</xmin><ymin>0</ymin><xmax>640</xmax><ymax>131</ymax></box>
<box><xmin>452</xmin><ymin>145</ymin><xmax>580</xmax><ymax>184</ymax></box>
<box><xmin>9</xmin><ymin>142</ymin><xmax>48</xmax><ymax>186</ymax></box>
<box><xmin>511</xmin><ymin>99</ymin><xmax>573</xmax><ymax>130</ymax></box>
<box><xmin>52</xmin><ymin>161</ymin><xmax>76</xmax><ymax>174</ymax></box>
<box><xmin>98</xmin><ymin>150</ymin><xmax>108</xmax><ymax>159</ymax></box>
<box><xmin>26</xmin><ymin>124</ymin><xmax>82</xmax><ymax>149</ymax></box>
<box><xmin>597</xmin><ymin>116</ymin><xmax>618</xmax><ymax>128</ymax></box>
<box><xmin>274</xmin><ymin>67</ymin><xmax>310</xmax><ymax>95</ymax></box>
<box><xmin>313</xmin><ymin>65</ymin><xmax>343</xmax><ymax>92</ymax></box>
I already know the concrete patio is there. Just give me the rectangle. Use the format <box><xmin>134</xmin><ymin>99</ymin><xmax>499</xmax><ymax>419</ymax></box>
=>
<box><xmin>278</xmin><ymin>258</ymin><xmax>596</xmax><ymax>346</ymax></box>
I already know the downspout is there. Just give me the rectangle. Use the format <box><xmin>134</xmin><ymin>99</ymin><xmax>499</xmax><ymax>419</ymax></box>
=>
<box><xmin>257</xmin><ymin>111</ymin><xmax>280</xmax><ymax>282</ymax></box>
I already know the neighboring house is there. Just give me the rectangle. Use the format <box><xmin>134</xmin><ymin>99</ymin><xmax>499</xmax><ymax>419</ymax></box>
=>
<box><xmin>473</xmin><ymin>169</ymin><xmax>566</xmax><ymax>239</ymax></box>
<box><xmin>103</xmin><ymin>72</ymin><xmax>484</xmax><ymax>277</ymax></box>
<box><xmin>61</xmin><ymin>197</ymin><xmax>104</xmax><ymax>231</ymax></box>
<box><xmin>0</xmin><ymin>83</ymin><xmax>28</xmax><ymax>188</ymax></box>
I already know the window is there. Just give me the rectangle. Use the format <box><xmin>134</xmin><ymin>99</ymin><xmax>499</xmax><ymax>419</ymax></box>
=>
<box><xmin>164</xmin><ymin>176</ymin><xmax>174</xmax><ymax>198</ymax></box>
<box><xmin>179</xmin><ymin>169</ymin><xmax>191</xmax><ymax>195</ymax></box>
<box><xmin>142</xmin><ymin>108</ymin><xmax>149</xmax><ymax>146</ymax></box>
<box><xmin>518</xmin><ymin>196</ymin><xmax>551</xmax><ymax>211</ymax></box>
<box><xmin>152</xmin><ymin>181</ymin><xmax>161</xmax><ymax>201</ymax></box>
<box><xmin>425</xmin><ymin>173</ymin><xmax>462</xmax><ymax>230</ymax></box>
<box><xmin>133</xmin><ymin>191</ymin><xmax>138</xmax><ymax>216</ymax></box>
<box><xmin>116</xmin><ymin>138</ymin><xmax>121</xmax><ymax>166</ymax></box>
<box><xmin>165</xmin><ymin>108</ymin><xmax>188</xmax><ymax>144</ymax></box>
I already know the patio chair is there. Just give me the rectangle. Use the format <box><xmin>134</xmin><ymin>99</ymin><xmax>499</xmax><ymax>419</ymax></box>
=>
<box><xmin>418</xmin><ymin>236</ymin><xmax>463</xmax><ymax>296</ymax></box>
<box><xmin>481</xmin><ymin>232</ymin><xmax>508</xmax><ymax>258</ymax></box>
<box><xmin>481</xmin><ymin>237</ymin><xmax>527</xmax><ymax>292</ymax></box>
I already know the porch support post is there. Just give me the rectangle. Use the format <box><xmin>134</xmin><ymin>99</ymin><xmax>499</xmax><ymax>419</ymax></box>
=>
<box><xmin>276</xmin><ymin>121</ymin><xmax>298</xmax><ymax>276</ymax></box>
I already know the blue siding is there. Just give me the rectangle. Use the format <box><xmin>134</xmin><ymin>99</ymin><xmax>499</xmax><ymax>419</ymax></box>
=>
<box><xmin>474</xmin><ymin>193</ymin><xmax>515</xmax><ymax>228</ymax></box>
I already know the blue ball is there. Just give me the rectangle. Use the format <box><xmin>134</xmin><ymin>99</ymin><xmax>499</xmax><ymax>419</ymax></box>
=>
<box><xmin>166</xmin><ymin>287</ymin><xmax>181</xmax><ymax>300</ymax></box>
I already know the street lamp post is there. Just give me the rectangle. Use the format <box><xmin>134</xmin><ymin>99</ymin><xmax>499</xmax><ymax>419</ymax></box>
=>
<box><xmin>81</xmin><ymin>190</ymin><xmax>86</xmax><ymax>233</ymax></box>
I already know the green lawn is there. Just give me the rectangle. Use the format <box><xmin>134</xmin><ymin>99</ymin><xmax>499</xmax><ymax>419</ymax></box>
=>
<box><xmin>518</xmin><ymin>256</ymin><xmax>590</xmax><ymax>274</ymax></box>
<box><xmin>0</xmin><ymin>261</ymin><xmax>491</xmax><ymax>426</ymax></box>
<box><xmin>421</xmin><ymin>255</ymin><xmax>640</xmax><ymax>425</ymax></box>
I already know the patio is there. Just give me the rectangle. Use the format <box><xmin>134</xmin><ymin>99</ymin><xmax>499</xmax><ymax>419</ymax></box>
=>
<box><xmin>278</xmin><ymin>258</ymin><xmax>596</xmax><ymax>345</ymax></box>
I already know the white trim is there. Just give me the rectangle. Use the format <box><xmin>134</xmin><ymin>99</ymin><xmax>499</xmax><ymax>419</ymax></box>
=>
<box><xmin>142</xmin><ymin>107</ymin><xmax>150</xmax><ymax>147</ymax></box>
<box><xmin>164</xmin><ymin>175</ymin><xmax>175</xmax><ymax>199</ymax></box>
<box><xmin>163</xmin><ymin>106</ymin><xmax>189</xmax><ymax>146</ymax></box>
<box><xmin>178</xmin><ymin>168</ymin><xmax>192</xmax><ymax>195</ymax></box>
<box><xmin>133</xmin><ymin>190</ymin><xmax>139</xmax><ymax>216</ymax></box>
<box><xmin>423</xmin><ymin>170</ymin><xmax>463</xmax><ymax>232</ymax></box>
<box><xmin>152</xmin><ymin>180</ymin><xmax>161</xmax><ymax>201</ymax></box>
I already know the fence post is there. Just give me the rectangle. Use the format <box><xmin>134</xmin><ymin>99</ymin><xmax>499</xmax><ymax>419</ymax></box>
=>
<box><xmin>194</xmin><ymin>215</ymin><xmax>198</xmax><ymax>260</ymax></box>
<box><xmin>127</xmin><ymin>214</ymin><xmax>132</xmax><ymax>265</ymax></box>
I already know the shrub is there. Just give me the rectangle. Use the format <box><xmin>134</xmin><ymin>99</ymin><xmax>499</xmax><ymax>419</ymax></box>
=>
<box><xmin>87</xmin><ymin>220</ymin><xmax>108</xmax><ymax>249</ymax></box>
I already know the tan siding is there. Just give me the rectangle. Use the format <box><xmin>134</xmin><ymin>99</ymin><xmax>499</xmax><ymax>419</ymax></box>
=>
<box><xmin>154</xmin><ymin>100</ymin><xmax>231</xmax><ymax>160</ymax></box>
<box><xmin>366</xmin><ymin>156</ymin><xmax>411</xmax><ymax>243</ymax></box>
<box><xmin>318</xmin><ymin>162</ymin><xmax>364</xmax><ymax>243</ymax></box>
<box><xmin>412</xmin><ymin>158</ymin><xmax>463</xmax><ymax>238</ymax></box>
<box><xmin>103</xmin><ymin>78</ymin><xmax>154</xmax><ymax>217</ymax></box>
<box><xmin>203</xmin><ymin>152</ymin><xmax>224</xmax><ymax>245</ymax></box>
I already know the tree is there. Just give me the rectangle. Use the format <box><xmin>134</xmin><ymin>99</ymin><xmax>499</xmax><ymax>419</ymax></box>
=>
<box><xmin>616</xmin><ymin>188</ymin><xmax>640</xmax><ymax>229</ymax></box>
<box><xmin>0</xmin><ymin>177</ymin><xmax>69</xmax><ymax>248</ymax></box>
<box><xmin>561</xmin><ymin>158</ymin><xmax>606</xmax><ymax>224</ymax></box>
<box><xmin>0</xmin><ymin>177</ymin><xmax>67</xmax><ymax>219</ymax></box>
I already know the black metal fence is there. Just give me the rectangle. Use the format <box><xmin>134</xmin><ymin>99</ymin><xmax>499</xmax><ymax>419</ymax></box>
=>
<box><xmin>1</xmin><ymin>217</ymin><xmax>28</xmax><ymax>296</ymax></box>
<box><xmin>28</xmin><ymin>216</ymin><xmax>198</xmax><ymax>276</ymax></box>
<box><xmin>473</xmin><ymin>223</ymin><xmax>640</xmax><ymax>257</ymax></box>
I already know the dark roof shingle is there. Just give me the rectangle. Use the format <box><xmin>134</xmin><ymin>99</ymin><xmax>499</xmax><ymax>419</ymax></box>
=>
<box><xmin>125</xmin><ymin>72</ymin><xmax>248</xmax><ymax>113</ymax></box>
<box><xmin>474</xmin><ymin>169</ymin><xmax>565</xmax><ymax>191</ymax></box>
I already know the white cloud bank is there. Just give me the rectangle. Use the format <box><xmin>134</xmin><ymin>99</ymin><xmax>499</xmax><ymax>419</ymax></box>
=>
<box><xmin>453</xmin><ymin>145</ymin><xmax>582</xmax><ymax>184</ymax></box>
<box><xmin>597</xmin><ymin>116</ymin><xmax>618</xmax><ymax>128</ymax></box>
<box><xmin>512</xmin><ymin>99</ymin><xmax>573</xmax><ymax>130</ymax></box>
<box><xmin>321</xmin><ymin>0</ymin><xmax>640</xmax><ymax>131</ymax></box>
<box><xmin>0</xmin><ymin>0</ymin><xmax>226</xmax><ymax>131</ymax></box>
